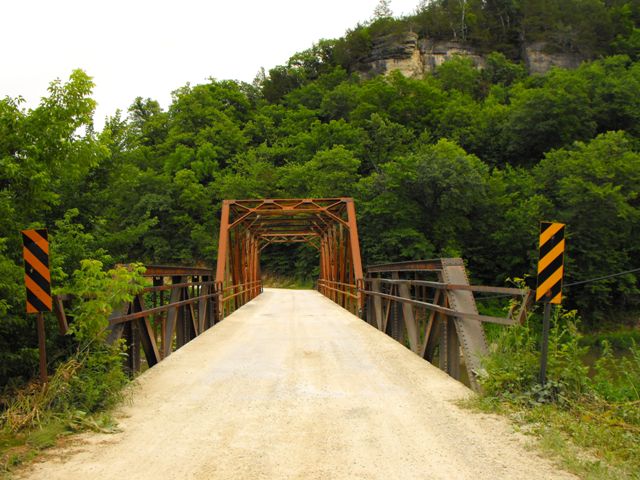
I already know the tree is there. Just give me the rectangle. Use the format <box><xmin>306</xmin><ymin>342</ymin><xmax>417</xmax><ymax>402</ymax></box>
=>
<box><xmin>357</xmin><ymin>139</ymin><xmax>490</xmax><ymax>262</ymax></box>
<box><xmin>373</xmin><ymin>0</ymin><xmax>393</xmax><ymax>20</ymax></box>
<box><xmin>533</xmin><ymin>131</ymin><xmax>640</xmax><ymax>318</ymax></box>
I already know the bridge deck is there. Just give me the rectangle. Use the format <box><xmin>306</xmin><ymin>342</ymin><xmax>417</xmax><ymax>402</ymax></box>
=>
<box><xmin>22</xmin><ymin>289</ymin><xmax>573</xmax><ymax>479</ymax></box>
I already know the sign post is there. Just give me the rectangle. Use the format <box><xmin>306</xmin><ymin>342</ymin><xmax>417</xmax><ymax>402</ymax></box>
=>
<box><xmin>539</xmin><ymin>300</ymin><xmax>552</xmax><ymax>386</ymax></box>
<box><xmin>535</xmin><ymin>222</ymin><xmax>566</xmax><ymax>386</ymax></box>
<box><xmin>21</xmin><ymin>229</ymin><xmax>52</xmax><ymax>383</ymax></box>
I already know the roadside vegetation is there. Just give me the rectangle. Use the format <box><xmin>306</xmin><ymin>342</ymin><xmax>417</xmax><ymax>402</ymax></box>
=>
<box><xmin>261</xmin><ymin>274</ymin><xmax>314</xmax><ymax>290</ymax></box>
<box><xmin>471</xmin><ymin>297</ymin><xmax>640</xmax><ymax>479</ymax></box>
<box><xmin>0</xmin><ymin>262</ymin><xmax>145</xmax><ymax>473</ymax></box>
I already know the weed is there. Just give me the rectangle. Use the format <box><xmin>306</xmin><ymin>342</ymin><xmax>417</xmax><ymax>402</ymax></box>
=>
<box><xmin>0</xmin><ymin>261</ymin><xmax>145</xmax><ymax>474</ymax></box>
<box><xmin>470</xmin><ymin>298</ymin><xmax>640</xmax><ymax>479</ymax></box>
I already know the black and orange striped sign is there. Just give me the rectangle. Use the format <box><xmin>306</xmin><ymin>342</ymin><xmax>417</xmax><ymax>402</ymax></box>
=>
<box><xmin>535</xmin><ymin>222</ymin><xmax>566</xmax><ymax>304</ymax></box>
<box><xmin>21</xmin><ymin>229</ymin><xmax>52</xmax><ymax>313</ymax></box>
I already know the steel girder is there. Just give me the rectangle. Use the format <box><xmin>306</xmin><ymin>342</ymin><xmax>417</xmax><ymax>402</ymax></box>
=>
<box><xmin>215</xmin><ymin>198</ymin><xmax>364</xmax><ymax>316</ymax></box>
<box><xmin>363</xmin><ymin>259</ymin><xmax>527</xmax><ymax>392</ymax></box>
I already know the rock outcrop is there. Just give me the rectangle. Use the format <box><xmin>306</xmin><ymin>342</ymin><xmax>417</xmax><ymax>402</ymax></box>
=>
<box><xmin>421</xmin><ymin>40</ymin><xmax>486</xmax><ymax>72</ymax></box>
<box><xmin>358</xmin><ymin>33</ymin><xmax>582</xmax><ymax>79</ymax></box>
<box><xmin>523</xmin><ymin>42</ymin><xmax>584</xmax><ymax>74</ymax></box>
<box><xmin>364</xmin><ymin>32</ymin><xmax>424</xmax><ymax>78</ymax></box>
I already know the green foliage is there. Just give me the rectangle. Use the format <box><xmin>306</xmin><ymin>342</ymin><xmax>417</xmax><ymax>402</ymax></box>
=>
<box><xmin>0</xmin><ymin>260</ymin><xmax>144</xmax><ymax>432</ymax></box>
<box><xmin>476</xmin><ymin>303</ymin><xmax>640</xmax><ymax>478</ymax></box>
<box><xmin>534</xmin><ymin>132</ymin><xmax>640</xmax><ymax>318</ymax></box>
<box><xmin>0</xmin><ymin>262</ymin><xmax>143</xmax><ymax>473</ymax></box>
<box><xmin>436</xmin><ymin>56</ymin><xmax>483</xmax><ymax>98</ymax></box>
<box><xmin>581</xmin><ymin>329</ymin><xmax>640</xmax><ymax>351</ymax></box>
<box><xmin>593</xmin><ymin>340</ymin><xmax>640</xmax><ymax>404</ymax></box>
<box><xmin>0</xmin><ymin>260</ymin><xmax>144</xmax><ymax>473</ymax></box>
<box><xmin>482</xmin><ymin>52</ymin><xmax>527</xmax><ymax>86</ymax></box>
<box><xmin>372</xmin><ymin>0</ymin><xmax>393</xmax><ymax>21</ymax></box>
<box><xmin>479</xmin><ymin>306</ymin><xmax>589</xmax><ymax>403</ymax></box>
<box><xmin>63</xmin><ymin>261</ymin><xmax>145</xmax><ymax>347</ymax></box>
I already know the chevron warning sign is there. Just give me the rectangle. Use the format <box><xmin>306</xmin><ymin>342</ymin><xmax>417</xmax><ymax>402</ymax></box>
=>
<box><xmin>21</xmin><ymin>229</ymin><xmax>52</xmax><ymax>313</ymax></box>
<box><xmin>535</xmin><ymin>222</ymin><xmax>566</xmax><ymax>304</ymax></box>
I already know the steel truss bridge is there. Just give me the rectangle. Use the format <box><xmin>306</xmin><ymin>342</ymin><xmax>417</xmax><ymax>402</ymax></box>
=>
<box><xmin>53</xmin><ymin>198</ymin><xmax>530</xmax><ymax>392</ymax></box>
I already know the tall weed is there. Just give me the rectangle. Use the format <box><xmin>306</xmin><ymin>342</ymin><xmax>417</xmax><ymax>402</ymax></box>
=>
<box><xmin>475</xmin><ymin>300</ymin><xmax>640</xmax><ymax>478</ymax></box>
<box><xmin>479</xmin><ymin>306</ymin><xmax>589</xmax><ymax>404</ymax></box>
<box><xmin>0</xmin><ymin>261</ymin><xmax>145</xmax><ymax>433</ymax></box>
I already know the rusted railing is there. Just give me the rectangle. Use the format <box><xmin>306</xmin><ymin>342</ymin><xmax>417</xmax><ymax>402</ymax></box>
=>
<box><xmin>217</xmin><ymin>279</ymin><xmax>263</xmax><ymax>319</ymax></box>
<box><xmin>55</xmin><ymin>265</ymin><xmax>219</xmax><ymax>375</ymax></box>
<box><xmin>317</xmin><ymin>279</ymin><xmax>360</xmax><ymax>315</ymax></box>
<box><xmin>359</xmin><ymin>259</ymin><xmax>532</xmax><ymax>391</ymax></box>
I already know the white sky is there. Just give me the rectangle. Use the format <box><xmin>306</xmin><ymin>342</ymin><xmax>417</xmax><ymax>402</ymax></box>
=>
<box><xmin>1</xmin><ymin>0</ymin><xmax>420</xmax><ymax>129</ymax></box>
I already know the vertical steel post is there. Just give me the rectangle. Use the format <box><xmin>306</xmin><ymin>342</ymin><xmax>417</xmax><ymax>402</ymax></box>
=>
<box><xmin>37</xmin><ymin>312</ymin><xmax>47</xmax><ymax>383</ymax></box>
<box><xmin>215</xmin><ymin>200</ymin><xmax>233</xmax><ymax>316</ymax></box>
<box><xmin>215</xmin><ymin>200</ymin><xmax>231</xmax><ymax>285</ymax></box>
<box><xmin>345</xmin><ymin>199</ymin><xmax>364</xmax><ymax>312</ymax></box>
<box><xmin>539</xmin><ymin>299</ymin><xmax>552</xmax><ymax>386</ymax></box>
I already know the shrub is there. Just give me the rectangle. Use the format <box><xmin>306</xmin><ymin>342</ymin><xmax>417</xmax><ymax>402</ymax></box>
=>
<box><xmin>479</xmin><ymin>305</ymin><xmax>589</xmax><ymax>404</ymax></box>
<box><xmin>0</xmin><ymin>261</ymin><xmax>145</xmax><ymax>433</ymax></box>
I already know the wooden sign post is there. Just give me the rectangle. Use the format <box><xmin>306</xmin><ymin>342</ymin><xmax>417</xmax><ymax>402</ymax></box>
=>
<box><xmin>535</xmin><ymin>222</ymin><xmax>566</xmax><ymax>386</ymax></box>
<box><xmin>21</xmin><ymin>229</ymin><xmax>52</xmax><ymax>383</ymax></box>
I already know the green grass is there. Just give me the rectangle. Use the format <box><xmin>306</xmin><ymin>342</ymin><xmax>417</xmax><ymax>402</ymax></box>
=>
<box><xmin>580</xmin><ymin>329</ymin><xmax>640</xmax><ymax>352</ymax></box>
<box><xmin>467</xmin><ymin>299</ymin><xmax>640</xmax><ymax>480</ymax></box>
<box><xmin>0</xmin><ymin>421</ymin><xmax>65</xmax><ymax>475</ymax></box>
<box><xmin>0</xmin><ymin>399</ymin><xmax>122</xmax><ymax>477</ymax></box>
<box><xmin>466</xmin><ymin>396</ymin><xmax>639</xmax><ymax>479</ymax></box>
<box><xmin>261</xmin><ymin>274</ymin><xmax>314</xmax><ymax>289</ymax></box>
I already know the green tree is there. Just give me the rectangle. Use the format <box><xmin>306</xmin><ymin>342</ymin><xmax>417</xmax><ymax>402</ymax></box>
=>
<box><xmin>534</xmin><ymin>131</ymin><xmax>640</xmax><ymax>318</ymax></box>
<box><xmin>373</xmin><ymin>0</ymin><xmax>393</xmax><ymax>20</ymax></box>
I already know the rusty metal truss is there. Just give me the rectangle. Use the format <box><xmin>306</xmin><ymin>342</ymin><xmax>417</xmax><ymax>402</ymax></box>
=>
<box><xmin>46</xmin><ymin>204</ymin><xmax>533</xmax><ymax>392</ymax></box>
<box><xmin>361</xmin><ymin>259</ymin><xmax>530</xmax><ymax>391</ymax></box>
<box><xmin>54</xmin><ymin>266</ymin><xmax>218</xmax><ymax>375</ymax></box>
<box><xmin>215</xmin><ymin>198</ymin><xmax>364</xmax><ymax>315</ymax></box>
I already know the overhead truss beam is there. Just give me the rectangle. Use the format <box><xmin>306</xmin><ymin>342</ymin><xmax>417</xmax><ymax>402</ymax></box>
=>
<box><xmin>215</xmin><ymin>198</ymin><xmax>364</xmax><ymax>316</ymax></box>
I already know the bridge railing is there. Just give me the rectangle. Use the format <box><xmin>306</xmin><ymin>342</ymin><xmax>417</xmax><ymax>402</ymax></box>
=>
<box><xmin>317</xmin><ymin>279</ymin><xmax>360</xmax><ymax>315</ymax></box>
<box><xmin>358</xmin><ymin>259</ymin><xmax>532</xmax><ymax>391</ymax></box>
<box><xmin>217</xmin><ymin>279</ymin><xmax>263</xmax><ymax>319</ymax></box>
<box><xmin>55</xmin><ymin>265</ymin><xmax>219</xmax><ymax>375</ymax></box>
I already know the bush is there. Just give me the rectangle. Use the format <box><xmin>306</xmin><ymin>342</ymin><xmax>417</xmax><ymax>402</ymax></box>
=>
<box><xmin>479</xmin><ymin>306</ymin><xmax>589</xmax><ymax>404</ymax></box>
<box><xmin>0</xmin><ymin>261</ymin><xmax>145</xmax><ymax>433</ymax></box>
<box><xmin>476</xmin><ymin>303</ymin><xmax>640</xmax><ymax>477</ymax></box>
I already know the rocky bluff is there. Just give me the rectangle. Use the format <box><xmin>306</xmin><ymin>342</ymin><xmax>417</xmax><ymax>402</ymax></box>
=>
<box><xmin>359</xmin><ymin>32</ymin><xmax>583</xmax><ymax>78</ymax></box>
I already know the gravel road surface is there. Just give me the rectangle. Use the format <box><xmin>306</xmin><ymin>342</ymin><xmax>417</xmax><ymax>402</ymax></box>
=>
<box><xmin>20</xmin><ymin>288</ymin><xmax>574</xmax><ymax>480</ymax></box>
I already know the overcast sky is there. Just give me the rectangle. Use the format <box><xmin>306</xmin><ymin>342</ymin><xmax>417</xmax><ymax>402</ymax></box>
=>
<box><xmin>1</xmin><ymin>0</ymin><xmax>420</xmax><ymax>129</ymax></box>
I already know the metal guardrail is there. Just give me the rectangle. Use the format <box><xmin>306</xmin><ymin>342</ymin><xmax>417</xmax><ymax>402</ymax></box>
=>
<box><xmin>54</xmin><ymin>265</ymin><xmax>220</xmax><ymax>375</ymax></box>
<box><xmin>357</xmin><ymin>258</ymin><xmax>533</xmax><ymax>392</ymax></box>
<box><xmin>51</xmin><ymin>259</ymin><xmax>533</xmax><ymax>390</ymax></box>
<box><xmin>218</xmin><ymin>279</ymin><xmax>263</xmax><ymax>318</ymax></box>
<box><xmin>317</xmin><ymin>279</ymin><xmax>360</xmax><ymax>314</ymax></box>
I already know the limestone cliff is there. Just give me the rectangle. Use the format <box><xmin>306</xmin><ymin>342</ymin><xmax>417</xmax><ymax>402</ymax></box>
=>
<box><xmin>523</xmin><ymin>42</ymin><xmax>584</xmax><ymax>74</ymax></box>
<box><xmin>358</xmin><ymin>32</ymin><xmax>582</xmax><ymax>78</ymax></box>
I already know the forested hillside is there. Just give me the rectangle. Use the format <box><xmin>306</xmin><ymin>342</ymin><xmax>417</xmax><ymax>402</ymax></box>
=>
<box><xmin>1</xmin><ymin>0</ymin><xmax>640</xmax><ymax>385</ymax></box>
<box><xmin>336</xmin><ymin>0</ymin><xmax>640</xmax><ymax>63</ymax></box>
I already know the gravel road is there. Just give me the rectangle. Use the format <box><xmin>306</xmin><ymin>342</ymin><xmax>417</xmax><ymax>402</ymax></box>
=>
<box><xmin>20</xmin><ymin>288</ymin><xmax>575</xmax><ymax>480</ymax></box>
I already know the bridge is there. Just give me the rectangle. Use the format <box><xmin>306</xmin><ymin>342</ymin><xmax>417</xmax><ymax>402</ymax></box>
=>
<box><xmin>25</xmin><ymin>198</ymin><xmax>572</xmax><ymax>479</ymax></box>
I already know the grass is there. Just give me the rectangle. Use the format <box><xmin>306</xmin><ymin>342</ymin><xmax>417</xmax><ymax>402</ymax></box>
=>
<box><xmin>580</xmin><ymin>329</ymin><xmax>640</xmax><ymax>352</ymax></box>
<box><xmin>0</xmin><ymin>400</ymin><xmax>122</xmax><ymax>477</ymax></box>
<box><xmin>466</xmin><ymin>396</ymin><xmax>639</xmax><ymax>479</ymax></box>
<box><xmin>0</xmin><ymin>420</ymin><xmax>66</xmax><ymax>474</ymax></box>
<box><xmin>0</xmin><ymin>358</ymin><xmax>124</xmax><ymax>477</ymax></box>
<box><xmin>261</xmin><ymin>274</ymin><xmax>314</xmax><ymax>289</ymax></box>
